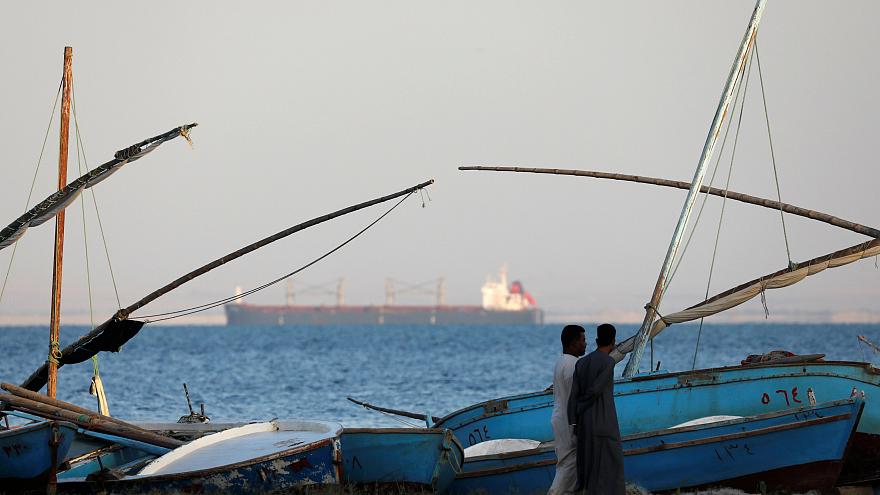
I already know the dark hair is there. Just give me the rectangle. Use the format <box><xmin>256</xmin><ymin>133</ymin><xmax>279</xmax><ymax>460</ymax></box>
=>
<box><xmin>596</xmin><ymin>323</ymin><xmax>616</xmax><ymax>347</ymax></box>
<box><xmin>561</xmin><ymin>325</ymin><xmax>585</xmax><ymax>347</ymax></box>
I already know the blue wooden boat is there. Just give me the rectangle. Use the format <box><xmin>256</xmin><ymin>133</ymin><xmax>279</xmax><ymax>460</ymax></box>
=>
<box><xmin>57</xmin><ymin>420</ymin><xmax>343</xmax><ymax>494</ymax></box>
<box><xmin>429</xmin><ymin>359</ymin><xmax>880</xmax><ymax>483</ymax></box>
<box><xmin>339</xmin><ymin>427</ymin><xmax>463</xmax><ymax>493</ymax></box>
<box><xmin>0</xmin><ymin>419</ymin><xmax>77</xmax><ymax>489</ymax></box>
<box><xmin>450</xmin><ymin>398</ymin><xmax>863</xmax><ymax>494</ymax></box>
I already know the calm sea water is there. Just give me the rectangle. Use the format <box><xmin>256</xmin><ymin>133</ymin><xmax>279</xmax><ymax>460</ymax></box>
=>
<box><xmin>4</xmin><ymin>323</ymin><xmax>880</xmax><ymax>494</ymax></box>
<box><xmin>2</xmin><ymin>323</ymin><xmax>879</xmax><ymax>426</ymax></box>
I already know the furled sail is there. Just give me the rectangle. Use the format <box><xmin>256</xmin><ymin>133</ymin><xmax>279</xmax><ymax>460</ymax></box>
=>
<box><xmin>610</xmin><ymin>238</ymin><xmax>880</xmax><ymax>363</ymax></box>
<box><xmin>0</xmin><ymin>123</ymin><xmax>197</xmax><ymax>250</ymax></box>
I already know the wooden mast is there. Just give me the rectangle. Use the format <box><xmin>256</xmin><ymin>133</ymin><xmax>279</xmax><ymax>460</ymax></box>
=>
<box><xmin>47</xmin><ymin>47</ymin><xmax>73</xmax><ymax>398</ymax></box>
<box><xmin>623</xmin><ymin>1</ymin><xmax>767</xmax><ymax>377</ymax></box>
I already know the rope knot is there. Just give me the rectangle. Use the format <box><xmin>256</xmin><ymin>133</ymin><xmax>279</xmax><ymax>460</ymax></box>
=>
<box><xmin>644</xmin><ymin>303</ymin><xmax>670</xmax><ymax>326</ymax></box>
<box><xmin>48</xmin><ymin>341</ymin><xmax>63</xmax><ymax>365</ymax></box>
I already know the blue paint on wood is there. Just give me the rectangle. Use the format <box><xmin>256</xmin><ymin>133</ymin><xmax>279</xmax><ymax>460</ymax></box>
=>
<box><xmin>339</xmin><ymin>428</ymin><xmax>463</xmax><ymax>492</ymax></box>
<box><xmin>450</xmin><ymin>398</ymin><xmax>862</xmax><ymax>494</ymax></box>
<box><xmin>0</xmin><ymin>420</ymin><xmax>76</xmax><ymax>483</ymax></box>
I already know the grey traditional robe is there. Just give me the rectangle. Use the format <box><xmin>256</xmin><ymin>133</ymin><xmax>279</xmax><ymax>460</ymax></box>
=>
<box><xmin>567</xmin><ymin>350</ymin><xmax>625</xmax><ymax>494</ymax></box>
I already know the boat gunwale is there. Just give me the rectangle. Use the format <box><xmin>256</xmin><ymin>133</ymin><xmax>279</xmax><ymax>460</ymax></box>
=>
<box><xmin>0</xmin><ymin>418</ymin><xmax>78</xmax><ymax>436</ymax></box>
<box><xmin>456</xmin><ymin>402</ymin><xmax>864</xmax><ymax>478</ymax></box>
<box><xmin>623</xmin><ymin>398</ymin><xmax>856</xmax><ymax>440</ymax></box>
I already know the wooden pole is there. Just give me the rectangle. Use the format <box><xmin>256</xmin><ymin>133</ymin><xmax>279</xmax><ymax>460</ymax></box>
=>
<box><xmin>346</xmin><ymin>397</ymin><xmax>441</xmax><ymax>423</ymax></box>
<box><xmin>0</xmin><ymin>394</ymin><xmax>183</xmax><ymax>449</ymax></box>
<box><xmin>623</xmin><ymin>0</ymin><xmax>766</xmax><ymax>377</ymax></box>
<box><xmin>458</xmin><ymin>166</ymin><xmax>880</xmax><ymax>239</ymax></box>
<box><xmin>2</xmin><ymin>382</ymin><xmax>149</xmax><ymax>433</ymax></box>
<box><xmin>47</xmin><ymin>47</ymin><xmax>73</xmax><ymax>399</ymax></box>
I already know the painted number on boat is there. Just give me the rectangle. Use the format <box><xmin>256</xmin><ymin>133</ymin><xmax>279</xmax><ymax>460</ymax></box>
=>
<box><xmin>468</xmin><ymin>425</ymin><xmax>491</xmax><ymax>446</ymax></box>
<box><xmin>760</xmin><ymin>387</ymin><xmax>802</xmax><ymax>406</ymax></box>
<box><xmin>714</xmin><ymin>442</ymin><xmax>754</xmax><ymax>462</ymax></box>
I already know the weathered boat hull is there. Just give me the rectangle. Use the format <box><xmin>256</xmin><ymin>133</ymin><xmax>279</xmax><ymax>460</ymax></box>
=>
<box><xmin>0</xmin><ymin>420</ymin><xmax>77</xmax><ymax>491</ymax></box>
<box><xmin>450</xmin><ymin>398</ymin><xmax>862</xmax><ymax>494</ymax></box>
<box><xmin>433</xmin><ymin>360</ymin><xmax>880</xmax><ymax>483</ymax></box>
<box><xmin>57</xmin><ymin>421</ymin><xmax>343</xmax><ymax>495</ymax></box>
<box><xmin>339</xmin><ymin>428</ymin><xmax>463</xmax><ymax>493</ymax></box>
<box><xmin>58</xmin><ymin>438</ymin><xmax>339</xmax><ymax>494</ymax></box>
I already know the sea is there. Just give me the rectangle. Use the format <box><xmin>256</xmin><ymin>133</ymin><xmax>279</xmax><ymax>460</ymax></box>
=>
<box><xmin>4</xmin><ymin>322</ymin><xmax>880</xmax><ymax>494</ymax></box>
<box><xmin>2</xmin><ymin>322</ymin><xmax>879</xmax><ymax>427</ymax></box>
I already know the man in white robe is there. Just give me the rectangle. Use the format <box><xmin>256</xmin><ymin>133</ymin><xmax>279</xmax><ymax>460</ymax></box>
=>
<box><xmin>548</xmin><ymin>324</ymin><xmax>586</xmax><ymax>495</ymax></box>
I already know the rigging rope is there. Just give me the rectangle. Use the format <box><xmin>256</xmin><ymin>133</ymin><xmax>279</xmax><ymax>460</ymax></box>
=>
<box><xmin>71</xmin><ymin>85</ymin><xmax>102</xmax><ymax>380</ymax></box>
<box><xmin>132</xmin><ymin>191</ymin><xmax>415</xmax><ymax>322</ymax></box>
<box><xmin>0</xmin><ymin>81</ymin><xmax>63</xmax><ymax>305</ymax></box>
<box><xmin>693</xmin><ymin>45</ymin><xmax>756</xmax><ymax>369</ymax></box>
<box><xmin>662</xmin><ymin>46</ymin><xmax>750</xmax><ymax>301</ymax></box>
<box><xmin>755</xmin><ymin>40</ymin><xmax>793</xmax><ymax>267</ymax></box>
<box><xmin>72</xmin><ymin>88</ymin><xmax>122</xmax><ymax>309</ymax></box>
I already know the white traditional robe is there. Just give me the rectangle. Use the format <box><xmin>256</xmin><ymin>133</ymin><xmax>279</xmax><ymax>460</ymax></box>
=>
<box><xmin>548</xmin><ymin>353</ymin><xmax>578</xmax><ymax>495</ymax></box>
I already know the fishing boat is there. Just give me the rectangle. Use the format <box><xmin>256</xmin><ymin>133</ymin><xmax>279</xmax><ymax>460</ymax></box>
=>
<box><xmin>0</xmin><ymin>46</ymin><xmax>195</xmax><ymax>490</ymax></box>
<box><xmin>415</xmin><ymin>358</ymin><xmax>880</xmax><ymax>482</ymax></box>
<box><xmin>0</xmin><ymin>419</ymin><xmax>78</xmax><ymax>490</ymax></box>
<box><xmin>56</xmin><ymin>420</ymin><xmax>343</xmax><ymax>494</ymax></box>
<box><xmin>448</xmin><ymin>0</ymin><xmax>880</xmax><ymax>487</ymax></box>
<box><xmin>339</xmin><ymin>427</ymin><xmax>464</xmax><ymax>493</ymax></box>
<box><xmin>450</xmin><ymin>398</ymin><xmax>863</xmax><ymax>495</ymax></box>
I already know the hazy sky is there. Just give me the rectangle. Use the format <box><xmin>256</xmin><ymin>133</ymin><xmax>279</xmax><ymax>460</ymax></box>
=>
<box><xmin>1</xmin><ymin>1</ymin><xmax>877</xmax><ymax>324</ymax></box>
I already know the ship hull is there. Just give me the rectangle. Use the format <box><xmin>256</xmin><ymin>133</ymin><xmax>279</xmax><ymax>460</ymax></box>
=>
<box><xmin>225</xmin><ymin>303</ymin><xmax>544</xmax><ymax>326</ymax></box>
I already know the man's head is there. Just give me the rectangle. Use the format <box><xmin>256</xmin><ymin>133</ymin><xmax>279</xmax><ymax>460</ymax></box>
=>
<box><xmin>596</xmin><ymin>323</ymin><xmax>616</xmax><ymax>350</ymax></box>
<box><xmin>561</xmin><ymin>324</ymin><xmax>587</xmax><ymax>357</ymax></box>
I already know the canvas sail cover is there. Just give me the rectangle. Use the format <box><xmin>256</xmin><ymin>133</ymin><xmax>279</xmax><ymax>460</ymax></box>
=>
<box><xmin>20</xmin><ymin>316</ymin><xmax>144</xmax><ymax>391</ymax></box>
<box><xmin>611</xmin><ymin>238</ymin><xmax>880</xmax><ymax>363</ymax></box>
<box><xmin>0</xmin><ymin>123</ymin><xmax>196</xmax><ymax>250</ymax></box>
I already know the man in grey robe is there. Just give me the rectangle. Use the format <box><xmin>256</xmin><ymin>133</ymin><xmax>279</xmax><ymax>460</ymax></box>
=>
<box><xmin>567</xmin><ymin>323</ymin><xmax>625</xmax><ymax>494</ymax></box>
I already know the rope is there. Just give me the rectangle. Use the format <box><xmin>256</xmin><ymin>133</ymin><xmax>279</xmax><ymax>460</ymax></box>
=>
<box><xmin>644</xmin><ymin>303</ymin><xmax>670</xmax><ymax>326</ymax></box>
<box><xmin>132</xmin><ymin>191</ymin><xmax>415</xmax><ymax>322</ymax></box>
<box><xmin>0</xmin><ymin>80</ymin><xmax>63</xmax><ymax>305</ymax></box>
<box><xmin>693</xmin><ymin>43</ymin><xmax>756</xmax><ymax>370</ymax></box>
<box><xmin>71</xmin><ymin>85</ymin><xmax>102</xmax><ymax>379</ymax></box>
<box><xmin>48</xmin><ymin>341</ymin><xmax>62</xmax><ymax>365</ymax></box>
<box><xmin>662</xmin><ymin>48</ymin><xmax>750</xmax><ymax>300</ymax></box>
<box><xmin>755</xmin><ymin>40</ymin><xmax>793</xmax><ymax>267</ymax></box>
<box><xmin>661</xmin><ymin>42</ymin><xmax>754</xmax><ymax>297</ymax></box>
<box><xmin>72</xmin><ymin>87</ymin><xmax>122</xmax><ymax>309</ymax></box>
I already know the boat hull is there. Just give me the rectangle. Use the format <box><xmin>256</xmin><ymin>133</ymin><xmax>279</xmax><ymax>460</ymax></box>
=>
<box><xmin>433</xmin><ymin>360</ymin><xmax>880</xmax><ymax>483</ymax></box>
<box><xmin>57</xmin><ymin>423</ymin><xmax>343</xmax><ymax>495</ymax></box>
<box><xmin>339</xmin><ymin>428</ymin><xmax>463</xmax><ymax>492</ymax></box>
<box><xmin>449</xmin><ymin>399</ymin><xmax>862</xmax><ymax>494</ymax></box>
<box><xmin>0</xmin><ymin>420</ymin><xmax>77</xmax><ymax>490</ymax></box>
<box><xmin>225</xmin><ymin>303</ymin><xmax>544</xmax><ymax>326</ymax></box>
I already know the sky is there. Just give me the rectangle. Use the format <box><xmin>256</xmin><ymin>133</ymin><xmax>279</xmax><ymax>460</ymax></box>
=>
<box><xmin>0</xmin><ymin>1</ymin><xmax>877</xmax><ymax>325</ymax></box>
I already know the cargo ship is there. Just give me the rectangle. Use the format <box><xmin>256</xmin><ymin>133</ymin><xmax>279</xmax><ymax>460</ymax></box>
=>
<box><xmin>224</xmin><ymin>267</ymin><xmax>544</xmax><ymax>326</ymax></box>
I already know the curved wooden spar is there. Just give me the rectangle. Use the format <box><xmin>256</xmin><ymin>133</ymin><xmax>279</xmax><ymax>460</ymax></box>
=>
<box><xmin>122</xmin><ymin>178</ymin><xmax>434</xmax><ymax>317</ymax></box>
<box><xmin>20</xmin><ymin>179</ymin><xmax>434</xmax><ymax>391</ymax></box>
<box><xmin>459</xmin><ymin>166</ymin><xmax>880</xmax><ymax>239</ymax></box>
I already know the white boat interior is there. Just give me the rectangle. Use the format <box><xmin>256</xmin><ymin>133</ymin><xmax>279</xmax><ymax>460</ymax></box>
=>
<box><xmin>135</xmin><ymin>420</ymin><xmax>342</xmax><ymax>476</ymax></box>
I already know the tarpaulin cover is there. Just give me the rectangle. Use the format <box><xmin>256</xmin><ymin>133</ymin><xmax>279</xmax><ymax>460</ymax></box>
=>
<box><xmin>20</xmin><ymin>318</ymin><xmax>145</xmax><ymax>391</ymax></box>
